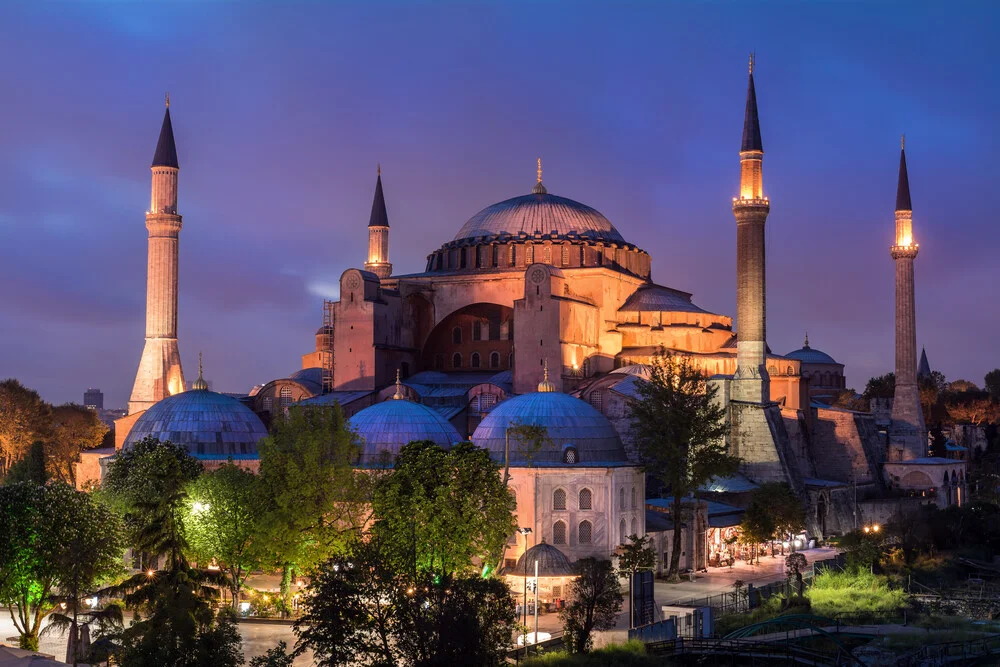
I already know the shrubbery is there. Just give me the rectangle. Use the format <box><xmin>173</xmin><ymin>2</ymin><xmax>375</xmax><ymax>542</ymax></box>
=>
<box><xmin>522</xmin><ymin>640</ymin><xmax>657</xmax><ymax>666</ymax></box>
<box><xmin>807</xmin><ymin>570</ymin><xmax>908</xmax><ymax>617</ymax></box>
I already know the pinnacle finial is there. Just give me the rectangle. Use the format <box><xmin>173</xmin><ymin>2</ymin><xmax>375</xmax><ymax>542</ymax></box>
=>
<box><xmin>199</xmin><ymin>351</ymin><xmax>203</xmax><ymax>376</ymax></box>
<box><xmin>537</xmin><ymin>157</ymin><xmax>542</xmax><ymax>184</ymax></box>
<box><xmin>377</xmin><ymin>162</ymin><xmax>381</xmax><ymax>176</ymax></box>
<box><xmin>537</xmin><ymin>358</ymin><xmax>557</xmax><ymax>392</ymax></box>
<box><xmin>192</xmin><ymin>351</ymin><xmax>208</xmax><ymax>391</ymax></box>
<box><xmin>804</xmin><ymin>331</ymin><xmax>809</xmax><ymax>348</ymax></box>
<box><xmin>165</xmin><ymin>92</ymin><xmax>170</xmax><ymax>108</ymax></box>
<box><xmin>392</xmin><ymin>368</ymin><xmax>404</xmax><ymax>400</ymax></box>
<box><xmin>532</xmin><ymin>157</ymin><xmax>547</xmax><ymax>195</ymax></box>
<box><xmin>749</xmin><ymin>52</ymin><xmax>754</xmax><ymax>75</ymax></box>
<box><xmin>901</xmin><ymin>134</ymin><xmax>905</xmax><ymax>151</ymax></box>
<box><xmin>543</xmin><ymin>358</ymin><xmax>549</xmax><ymax>381</ymax></box>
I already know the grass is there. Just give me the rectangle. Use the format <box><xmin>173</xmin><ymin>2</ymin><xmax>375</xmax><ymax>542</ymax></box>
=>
<box><xmin>806</xmin><ymin>569</ymin><xmax>908</xmax><ymax>617</ymax></box>
<box><xmin>521</xmin><ymin>640</ymin><xmax>666</xmax><ymax>666</ymax></box>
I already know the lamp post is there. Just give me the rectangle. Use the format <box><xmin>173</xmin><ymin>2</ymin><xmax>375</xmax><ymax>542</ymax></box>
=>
<box><xmin>517</xmin><ymin>526</ymin><xmax>533</xmax><ymax>658</ymax></box>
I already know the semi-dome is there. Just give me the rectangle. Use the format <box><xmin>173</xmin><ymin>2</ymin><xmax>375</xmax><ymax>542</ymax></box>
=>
<box><xmin>453</xmin><ymin>192</ymin><xmax>625</xmax><ymax>244</ymax></box>
<box><xmin>123</xmin><ymin>389</ymin><xmax>268</xmax><ymax>458</ymax></box>
<box><xmin>610</xmin><ymin>364</ymin><xmax>652</xmax><ymax>379</ymax></box>
<box><xmin>509</xmin><ymin>540</ymin><xmax>574</xmax><ymax>577</ymax></box>
<box><xmin>472</xmin><ymin>390</ymin><xmax>628</xmax><ymax>466</ymax></box>
<box><xmin>348</xmin><ymin>398</ymin><xmax>462</xmax><ymax>466</ymax></box>
<box><xmin>785</xmin><ymin>335</ymin><xmax>839</xmax><ymax>365</ymax></box>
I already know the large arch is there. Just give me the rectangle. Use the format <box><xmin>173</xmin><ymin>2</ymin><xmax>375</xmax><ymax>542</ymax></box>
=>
<box><xmin>900</xmin><ymin>470</ymin><xmax>934</xmax><ymax>488</ymax></box>
<box><xmin>420</xmin><ymin>303</ymin><xmax>514</xmax><ymax>373</ymax></box>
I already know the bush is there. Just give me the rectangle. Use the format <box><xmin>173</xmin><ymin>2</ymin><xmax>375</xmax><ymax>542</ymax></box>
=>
<box><xmin>522</xmin><ymin>640</ymin><xmax>657</xmax><ymax>666</ymax></box>
<box><xmin>806</xmin><ymin>570</ymin><xmax>908</xmax><ymax>617</ymax></box>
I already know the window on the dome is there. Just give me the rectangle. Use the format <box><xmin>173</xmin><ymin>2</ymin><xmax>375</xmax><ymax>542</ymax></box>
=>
<box><xmin>563</xmin><ymin>447</ymin><xmax>578</xmax><ymax>464</ymax></box>
<box><xmin>579</xmin><ymin>520</ymin><xmax>592</xmax><ymax>544</ymax></box>
<box><xmin>492</xmin><ymin>245</ymin><xmax>499</xmax><ymax>268</ymax></box>
<box><xmin>561</xmin><ymin>245</ymin><xmax>570</xmax><ymax>266</ymax></box>
<box><xmin>553</xmin><ymin>488</ymin><xmax>566</xmax><ymax>510</ymax></box>
<box><xmin>262</xmin><ymin>397</ymin><xmax>272</xmax><ymax>411</ymax></box>
<box><xmin>526</xmin><ymin>245</ymin><xmax>534</xmax><ymax>264</ymax></box>
<box><xmin>579</xmin><ymin>488</ymin><xmax>592</xmax><ymax>510</ymax></box>
<box><xmin>279</xmin><ymin>386</ymin><xmax>293</xmax><ymax>408</ymax></box>
<box><xmin>553</xmin><ymin>520</ymin><xmax>567</xmax><ymax>545</ymax></box>
<box><xmin>543</xmin><ymin>246</ymin><xmax>551</xmax><ymax>264</ymax></box>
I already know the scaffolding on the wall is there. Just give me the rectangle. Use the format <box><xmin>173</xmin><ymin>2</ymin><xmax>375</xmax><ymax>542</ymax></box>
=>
<box><xmin>321</xmin><ymin>299</ymin><xmax>335</xmax><ymax>394</ymax></box>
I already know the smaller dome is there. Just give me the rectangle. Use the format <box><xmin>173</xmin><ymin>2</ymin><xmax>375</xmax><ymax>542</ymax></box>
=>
<box><xmin>785</xmin><ymin>335</ymin><xmax>838</xmax><ymax>365</ymax></box>
<box><xmin>123</xmin><ymin>390</ymin><xmax>268</xmax><ymax>458</ymax></box>
<box><xmin>510</xmin><ymin>541</ymin><xmax>574</xmax><ymax>577</ymax></box>
<box><xmin>348</xmin><ymin>399</ymin><xmax>461</xmax><ymax>466</ymax></box>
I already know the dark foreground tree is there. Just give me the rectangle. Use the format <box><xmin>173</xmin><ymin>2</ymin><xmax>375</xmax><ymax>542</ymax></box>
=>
<box><xmin>750</xmin><ymin>482</ymin><xmax>805</xmax><ymax>545</ymax></box>
<box><xmin>785</xmin><ymin>553</ymin><xmax>808</xmax><ymax>598</ymax></box>
<box><xmin>296</xmin><ymin>538</ymin><xmax>516</xmax><ymax>667</ymax></box>
<box><xmin>986</xmin><ymin>369</ymin><xmax>1000</xmax><ymax>400</ymax></box>
<box><xmin>617</xmin><ymin>534</ymin><xmax>655</xmax><ymax>628</ymax></box>
<box><xmin>560</xmin><ymin>558</ymin><xmax>622</xmax><ymax>653</ymax></box>
<box><xmin>250</xmin><ymin>641</ymin><xmax>295</xmax><ymax>667</ymax></box>
<box><xmin>631</xmin><ymin>350</ymin><xmax>737</xmax><ymax>581</ymax></box>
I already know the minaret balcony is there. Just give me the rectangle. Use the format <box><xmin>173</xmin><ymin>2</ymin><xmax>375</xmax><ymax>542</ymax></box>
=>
<box><xmin>732</xmin><ymin>196</ymin><xmax>770</xmax><ymax>211</ymax></box>
<box><xmin>890</xmin><ymin>244</ymin><xmax>919</xmax><ymax>259</ymax></box>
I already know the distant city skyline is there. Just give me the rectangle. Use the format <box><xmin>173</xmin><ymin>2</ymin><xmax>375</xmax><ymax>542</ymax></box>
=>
<box><xmin>1</xmin><ymin>2</ymin><xmax>997</xmax><ymax>406</ymax></box>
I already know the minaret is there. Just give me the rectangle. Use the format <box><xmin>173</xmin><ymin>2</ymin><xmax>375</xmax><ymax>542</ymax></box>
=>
<box><xmin>128</xmin><ymin>95</ymin><xmax>186</xmax><ymax>414</ymax></box>
<box><xmin>889</xmin><ymin>136</ymin><xmax>926</xmax><ymax>460</ymax></box>
<box><xmin>364</xmin><ymin>165</ymin><xmax>392</xmax><ymax>279</ymax></box>
<box><xmin>731</xmin><ymin>54</ymin><xmax>771</xmax><ymax>403</ymax></box>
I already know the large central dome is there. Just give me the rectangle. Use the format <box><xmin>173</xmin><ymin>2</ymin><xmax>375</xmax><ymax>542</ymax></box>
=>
<box><xmin>453</xmin><ymin>192</ymin><xmax>626</xmax><ymax>244</ymax></box>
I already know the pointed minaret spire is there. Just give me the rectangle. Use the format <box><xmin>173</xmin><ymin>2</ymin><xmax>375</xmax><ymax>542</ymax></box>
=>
<box><xmin>532</xmin><ymin>157</ymin><xmax>547</xmax><ymax>195</ymax></box>
<box><xmin>152</xmin><ymin>99</ymin><xmax>179</xmax><ymax>169</ymax></box>
<box><xmin>918</xmin><ymin>348</ymin><xmax>931</xmax><ymax>379</ymax></box>
<box><xmin>896</xmin><ymin>135</ymin><xmax>912</xmax><ymax>212</ymax></box>
<box><xmin>365</xmin><ymin>165</ymin><xmax>392</xmax><ymax>279</ymax></box>
<box><xmin>741</xmin><ymin>55</ymin><xmax>763</xmax><ymax>153</ymax></box>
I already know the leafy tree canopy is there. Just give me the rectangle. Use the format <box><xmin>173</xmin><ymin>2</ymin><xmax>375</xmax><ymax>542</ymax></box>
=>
<box><xmin>985</xmin><ymin>369</ymin><xmax>1000</xmax><ymax>400</ymax></box>
<box><xmin>560</xmin><ymin>558</ymin><xmax>622</xmax><ymax>653</ymax></box>
<box><xmin>48</xmin><ymin>403</ymin><xmax>108</xmax><ymax>485</ymax></box>
<box><xmin>0</xmin><ymin>379</ymin><xmax>52</xmax><ymax>477</ymax></box>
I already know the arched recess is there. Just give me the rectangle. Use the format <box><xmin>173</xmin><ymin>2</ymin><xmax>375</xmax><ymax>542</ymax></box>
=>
<box><xmin>900</xmin><ymin>470</ymin><xmax>934</xmax><ymax>488</ymax></box>
<box><xmin>420</xmin><ymin>303</ymin><xmax>514</xmax><ymax>373</ymax></box>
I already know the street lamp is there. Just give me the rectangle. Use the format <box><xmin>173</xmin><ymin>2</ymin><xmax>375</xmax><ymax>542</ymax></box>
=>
<box><xmin>517</xmin><ymin>527</ymin><xmax>533</xmax><ymax>658</ymax></box>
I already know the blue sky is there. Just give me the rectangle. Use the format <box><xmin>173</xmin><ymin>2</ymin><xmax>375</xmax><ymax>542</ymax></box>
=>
<box><xmin>1</xmin><ymin>1</ymin><xmax>997</xmax><ymax>406</ymax></box>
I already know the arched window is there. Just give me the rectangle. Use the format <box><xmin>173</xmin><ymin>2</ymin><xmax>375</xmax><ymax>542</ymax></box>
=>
<box><xmin>631</xmin><ymin>517</ymin><xmax>637</xmax><ymax>536</ymax></box>
<box><xmin>473</xmin><ymin>322</ymin><xmax>482</xmax><ymax>341</ymax></box>
<box><xmin>543</xmin><ymin>245</ymin><xmax>551</xmax><ymax>263</ymax></box>
<box><xmin>561</xmin><ymin>244</ymin><xmax>570</xmax><ymax>266</ymax></box>
<box><xmin>279</xmin><ymin>386</ymin><xmax>293</xmax><ymax>408</ymax></box>
<box><xmin>471</xmin><ymin>352</ymin><xmax>481</xmax><ymax>368</ymax></box>
<box><xmin>262</xmin><ymin>397</ymin><xmax>272</xmax><ymax>411</ymax></box>
<box><xmin>787</xmin><ymin>366</ymin><xmax>794</xmax><ymax>375</ymax></box>
<box><xmin>452</xmin><ymin>353</ymin><xmax>462</xmax><ymax>368</ymax></box>
<box><xmin>553</xmin><ymin>489</ymin><xmax>567</xmax><ymax>510</ymax></box>
<box><xmin>526</xmin><ymin>245</ymin><xmax>534</xmax><ymax>264</ymax></box>
<box><xmin>619</xmin><ymin>487</ymin><xmax>625</xmax><ymax>510</ymax></box>
<box><xmin>553</xmin><ymin>520</ymin><xmax>567</xmax><ymax>545</ymax></box>
<box><xmin>588</xmin><ymin>391</ymin><xmax>603</xmax><ymax>411</ymax></box>
<box><xmin>631</xmin><ymin>486</ymin><xmax>636</xmax><ymax>510</ymax></box>
<box><xmin>579</xmin><ymin>520</ymin><xmax>593</xmax><ymax>544</ymax></box>
<box><xmin>579</xmin><ymin>488</ymin><xmax>592</xmax><ymax>510</ymax></box>
<box><xmin>620</xmin><ymin>518</ymin><xmax>627</xmax><ymax>544</ymax></box>
<box><xmin>509</xmin><ymin>244</ymin><xmax>516</xmax><ymax>267</ymax></box>
<box><xmin>452</xmin><ymin>327</ymin><xmax>462</xmax><ymax>344</ymax></box>
<box><xmin>489</xmin><ymin>351</ymin><xmax>500</xmax><ymax>369</ymax></box>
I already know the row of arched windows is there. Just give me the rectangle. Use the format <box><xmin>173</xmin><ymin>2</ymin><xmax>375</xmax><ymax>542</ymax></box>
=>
<box><xmin>552</xmin><ymin>519</ymin><xmax>592</xmax><ymax>545</ymax></box>
<box><xmin>618</xmin><ymin>517</ymin><xmax>638</xmax><ymax>544</ymax></box>
<box><xmin>449</xmin><ymin>351</ymin><xmax>504</xmax><ymax>369</ymax></box>
<box><xmin>553</xmin><ymin>488</ymin><xmax>592</xmax><ymax>511</ymax></box>
<box><xmin>617</xmin><ymin>486</ymin><xmax>638</xmax><ymax>510</ymax></box>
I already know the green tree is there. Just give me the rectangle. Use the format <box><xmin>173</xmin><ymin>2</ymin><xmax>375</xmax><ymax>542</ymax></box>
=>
<box><xmin>0</xmin><ymin>483</ymin><xmax>124</xmax><ymax>652</ymax></box>
<box><xmin>0</xmin><ymin>379</ymin><xmax>52</xmax><ymax>477</ymax></box>
<box><xmin>258</xmin><ymin>405</ymin><xmax>365</xmax><ymax>610</ymax></box>
<box><xmin>739</xmin><ymin>497</ymin><xmax>775</xmax><ymax>565</ymax></box>
<box><xmin>250</xmin><ymin>641</ymin><xmax>295</xmax><ymax>667</ymax></box>
<box><xmin>785</xmin><ymin>552</ymin><xmax>808</xmax><ymax>598</ymax></box>
<box><xmin>616</xmin><ymin>534</ymin><xmax>655</xmax><ymax>628</ymax></box>
<box><xmin>5</xmin><ymin>441</ymin><xmax>47</xmax><ymax>484</ymax></box>
<box><xmin>48</xmin><ymin>403</ymin><xmax>108</xmax><ymax>485</ymax></box>
<box><xmin>630</xmin><ymin>350</ymin><xmax>736</xmax><ymax>581</ymax></box>
<box><xmin>749</xmin><ymin>482</ymin><xmax>805</xmax><ymax>544</ymax></box>
<box><xmin>862</xmin><ymin>373</ymin><xmax>896</xmax><ymax>401</ymax></box>
<box><xmin>560</xmin><ymin>558</ymin><xmax>622</xmax><ymax>653</ymax></box>
<box><xmin>985</xmin><ymin>369</ymin><xmax>1000</xmax><ymax>400</ymax></box>
<box><xmin>372</xmin><ymin>440</ymin><xmax>517</xmax><ymax>578</ymax></box>
<box><xmin>186</xmin><ymin>463</ymin><xmax>268</xmax><ymax>606</ymax></box>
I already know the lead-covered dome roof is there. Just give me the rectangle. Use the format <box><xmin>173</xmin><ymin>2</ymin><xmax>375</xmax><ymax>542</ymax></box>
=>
<box><xmin>784</xmin><ymin>336</ymin><xmax>839</xmax><ymax>365</ymax></box>
<box><xmin>123</xmin><ymin>390</ymin><xmax>268</xmax><ymax>458</ymax></box>
<box><xmin>453</xmin><ymin>192</ymin><xmax>625</xmax><ymax>244</ymax></box>
<box><xmin>509</xmin><ymin>541</ymin><xmax>574</xmax><ymax>577</ymax></box>
<box><xmin>472</xmin><ymin>391</ymin><xmax>628</xmax><ymax>466</ymax></box>
<box><xmin>348</xmin><ymin>399</ymin><xmax>462</xmax><ymax>466</ymax></box>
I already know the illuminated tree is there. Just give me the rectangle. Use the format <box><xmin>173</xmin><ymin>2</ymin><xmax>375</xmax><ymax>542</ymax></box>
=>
<box><xmin>186</xmin><ymin>462</ymin><xmax>269</xmax><ymax>606</ymax></box>
<box><xmin>985</xmin><ymin>369</ymin><xmax>1000</xmax><ymax>400</ymax></box>
<box><xmin>630</xmin><ymin>349</ymin><xmax>736</xmax><ymax>581</ymax></box>
<box><xmin>48</xmin><ymin>403</ymin><xmax>108</xmax><ymax>485</ymax></box>
<box><xmin>0</xmin><ymin>379</ymin><xmax>51</xmax><ymax>477</ymax></box>
<box><xmin>560</xmin><ymin>558</ymin><xmax>622</xmax><ymax>653</ymax></box>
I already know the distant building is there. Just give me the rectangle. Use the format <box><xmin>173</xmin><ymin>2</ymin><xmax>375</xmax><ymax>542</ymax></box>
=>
<box><xmin>84</xmin><ymin>388</ymin><xmax>104</xmax><ymax>410</ymax></box>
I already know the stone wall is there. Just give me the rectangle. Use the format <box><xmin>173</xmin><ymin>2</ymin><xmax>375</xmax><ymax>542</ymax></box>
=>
<box><xmin>807</xmin><ymin>407</ymin><xmax>884</xmax><ymax>486</ymax></box>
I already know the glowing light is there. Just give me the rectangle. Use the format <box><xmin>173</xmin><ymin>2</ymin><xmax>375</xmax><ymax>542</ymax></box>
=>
<box><xmin>146</xmin><ymin>569</ymin><xmax>156</xmax><ymax>578</ymax></box>
<box><xmin>872</xmin><ymin>524</ymin><xmax>880</xmax><ymax>533</ymax></box>
<box><xmin>240</xmin><ymin>602</ymin><xmax>251</xmax><ymax>613</ymax></box>
<box><xmin>192</xmin><ymin>501</ymin><xmax>209</xmax><ymax>514</ymax></box>
<box><xmin>87</xmin><ymin>596</ymin><xmax>99</xmax><ymax>608</ymax></box>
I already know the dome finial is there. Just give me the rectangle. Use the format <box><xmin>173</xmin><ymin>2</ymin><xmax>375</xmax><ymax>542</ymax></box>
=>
<box><xmin>532</xmin><ymin>157</ymin><xmax>547</xmax><ymax>195</ymax></box>
<box><xmin>749</xmin><ymin>52</ymin><xmax>754</xmax><ymax>75</ymax></box>
<box><xmin>192</xmin><ymin>351</ymin><xmax>208</xmax><ymax>391</ymax></box>
<box><xmin>537</xmin><ymin>358</ymin><xmax>557</xmax><ymax>392</ymax></box>
<box><xmin>377</xmin><ymin>162</ymin><xmax>381</xmax><ymax>177</ymax></box>
<box><xmin>804</xmin><ymin>331</ymin><xmax>809</xmax><ymax>348</ymax></box>
<box><xmin>165</xmin><ymin>92</ymin><xmax>170</xmax><ymax>108</ymax></box>
<box><xmin>901</xmin><ymin>133</ymin><xmax>905</xmax><ymax>151</ymax></box>
<box><xmin>392</xmin><ymin>368</ymin><xmax>404</xmax><ymax>400</ymax></box>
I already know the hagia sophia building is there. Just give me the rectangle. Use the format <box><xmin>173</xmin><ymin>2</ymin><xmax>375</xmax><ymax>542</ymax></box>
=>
<box><xmin>82</xmin><ymin>61</ymin><xmax>967</xmax><ymax>574</ymax></box>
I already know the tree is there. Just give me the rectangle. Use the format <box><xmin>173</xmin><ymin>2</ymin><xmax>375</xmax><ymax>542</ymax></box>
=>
<box><xmin>862</xmin><ymin>373</ymin><xmax>896</xmax><ymax>401</ymax></box>
<box><xmin>48</xmin><ymin>403</ymin><xmax>108</xmax><ymax>485</ymax></box>
<box><xmin>5</xmin><ymin>441</ymin><xmax>47</xmax><ymax>484</ymax></box>
<box><xmin>560</xmin><ymin>558</ymin><xmax>622</xmax><ymax>653</ymax></box>
<box><xmin>371</xmin><ymin>440</ymin><xmax>517</xmax><ymax>578</ymax></box>
<box><xmin>258</xmin><ymin>405</ymin><xmax>365</xmax><ymax>608</ymax></box>
<box><xmin>985</xmin><ymin>369</ymin><xmax>1000</xmax><ymax>400</ymax></box>
<box><xmin>0</xmin><ymin>483</ymin><xmax>124</xmax><ymax>653</ymax></box>
<box><xmin>186</xmin><ymin>463</ymin><xmax>269</xmax><ymax>606</ymax></box>
<box><xmin>949</xmin><ymin>379</ymin><xmax>980</xmax><ymax>393</ymax></box>
<box><xmin>295</xmin><ymin>538</ymin><xmax>516</xmax><ymax>667</ymax></box>
<box><xmin>832</xmin><ymin>389</ymin><xmax>868</xmax><ymax>412</ymax></box>
<box><xmin>250</xmin><ymin>642</ymin><xmax>295</xmax><ymax>667</ymax></box>
<box><xmin>630</xmin><ymin>350</ymin><xmax>737</xmax><ymax>581</ymax></box>
<box><xmin>945</xmin><ymin>393</ymin><xmax>1000</xmax><ymax>427</ymax></box>
<box><xmin>738</xmin><ymin>499</ymin><xmax>775</xmax><ymax>565</ymax></box>
<box><xmin>785</xmin><ymin>553</ymin><xmax>808</xmax><ymax>598</ymax></box>
<box><xmin>749</xmin><ymin>482</ymin><xmax>805</xmax><ymax>545</ymax></box>
<box><xmin>0</xmin><ymin>379</ymin><xmax>51</xmax><ymax>477</ymax></box>
<box><xmin>616</xmin><ymin>534</ymin><xmax>655</xmax><ymax>628</ymax></box>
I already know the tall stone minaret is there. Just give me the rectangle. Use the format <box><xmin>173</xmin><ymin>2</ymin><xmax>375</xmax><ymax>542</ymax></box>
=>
<box><xmin>888</xmin><ymin>137</ymin><xmax>926</xmax><ymax>460</ymax></box>
<box><xmin>128</xmin><ymin>96</ymin><xmax>186</xmax><ymax>414</ymax></box>
<box><xmin>731</xmin><ymin>55</ymin><xmax>771</xmax><ymax>404</ymax></box>
<box><xmin>364</xmin><ymin>165</ymin><xmax>392</xmax><ymax>279</ymax></box>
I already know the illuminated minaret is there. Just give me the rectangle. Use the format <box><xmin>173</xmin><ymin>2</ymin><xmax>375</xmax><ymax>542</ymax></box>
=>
<box><xmin>128</xmin><ymin>95</ymin><xmax>186</xmax><ymax>414</ymax></box>
<box><xmin>731</xmin><ymin>55</ymin><xmax>771</xmax><ymax>403</ymax></box>
<box><xmin>888</xmin><ymin>136</ymin><xmax>926</xmax><ymax>460</ymax></box>
<box><xmin>364</xmin><ymin>165</ymin><xmax>392</xmax><ymax>279</ymax></box>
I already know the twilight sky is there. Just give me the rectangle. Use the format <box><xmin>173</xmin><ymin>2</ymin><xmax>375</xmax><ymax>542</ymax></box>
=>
<box><xmin>1</xmin><ymin>2</ymin><xmax>997</xmax><ymax>407</ymax></box>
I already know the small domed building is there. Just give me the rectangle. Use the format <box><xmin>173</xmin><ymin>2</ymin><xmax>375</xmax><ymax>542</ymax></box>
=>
<box><xmin>785</xmin><ymin>335</ymin><xmax>846</xmax><ymax>404</ymax></box>
<box><xmin>473</xmin><ymin>366</ymin><xmax>644</xmax><ymax>566</ymax></box>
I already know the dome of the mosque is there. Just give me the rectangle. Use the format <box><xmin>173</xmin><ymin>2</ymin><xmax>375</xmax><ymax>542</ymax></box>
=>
<box><xmin>508</xmin><ymin>540</ymin><xmax>574</xmax><ymax>577</ymax></box>
<box><xmin>472</xmin><ymin>390</ymin><xmax>628</xmax><ymax>466</ymax></box>
<box><xmin>453</xmin><ymin>192</ymin><xmax>626</xmax><ymax>244</ymax></box>
<box><xmin>123</xmin><ymin>389</ymin><xmax>268</xmax><ymax>458</ymax></box>
<box><xmin>785</xmin><ymin>335</ymin><xmax>839</xmax><ymax>365</ymax></box>
<box><xmin>348</xmin><ymin>398</ymin><xmax>462</xmax><ymax>466</ymax></box>
<box><xmin>610</xmin><ymin>364</ymin><xmax>652</xmax><ymax>379</ymax></box>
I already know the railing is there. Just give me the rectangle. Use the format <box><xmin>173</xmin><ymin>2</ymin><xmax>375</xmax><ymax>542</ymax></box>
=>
<box><xmin>896</xmin><ymin>633</ymin><xmax>1000</xmax><ymax>666</ymax></box>
<box><xmin>645</xmin><ymin>637</ymin><xmax>860</xmax><ymax>666</ymax></box>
